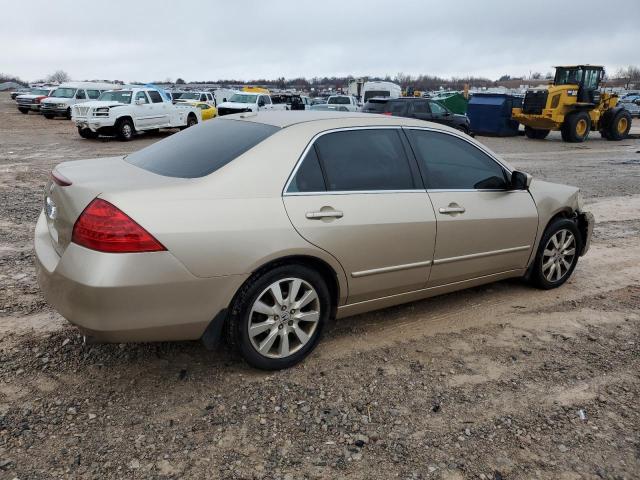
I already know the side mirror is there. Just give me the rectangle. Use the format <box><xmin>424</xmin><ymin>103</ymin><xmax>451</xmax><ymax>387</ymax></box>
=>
<box><xmin>510</xmin><ymin>170</ymin><xmax>532</xmax><ymax>190</ymax></box>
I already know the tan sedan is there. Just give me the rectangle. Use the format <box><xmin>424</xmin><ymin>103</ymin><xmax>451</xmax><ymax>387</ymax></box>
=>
<box><xmin>35</xmin><ymin>112</ymin><xmax>594</xmax><ymax>369</ymax></box>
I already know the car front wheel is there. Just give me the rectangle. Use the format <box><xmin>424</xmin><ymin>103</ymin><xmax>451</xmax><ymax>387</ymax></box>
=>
<box><xmin>230</xmin><ymin>264</ymin><xmax>330</xmax><ymax>370</ymax></box>
<box><xmin>530</xmin><ymin>218</ymin><xmax>582</xmax><ymax>289</ymax></box>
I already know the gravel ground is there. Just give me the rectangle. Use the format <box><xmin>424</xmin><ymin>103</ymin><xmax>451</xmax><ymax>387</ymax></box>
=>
<box><xmin>0</xmin><ymin>93</ymin><xmax>639</xmax><ymax>479</ymax></box>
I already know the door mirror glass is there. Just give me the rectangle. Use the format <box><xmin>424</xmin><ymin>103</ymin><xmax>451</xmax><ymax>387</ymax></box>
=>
<box><xmin>510</xmin><ymin>170</ymin><xmax>532</xmax><ymax>190</ymax></box>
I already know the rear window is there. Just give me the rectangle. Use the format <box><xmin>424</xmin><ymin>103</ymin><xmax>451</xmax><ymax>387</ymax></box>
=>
<box><xmin>362</xmin><ymin>100</ymin><xmax>388</xmax><ymax>113</ymax></box>
<box><xmin>126</xmin><ymin>119</ymin><xmax>279</xmax><ymax>178</ymax></box>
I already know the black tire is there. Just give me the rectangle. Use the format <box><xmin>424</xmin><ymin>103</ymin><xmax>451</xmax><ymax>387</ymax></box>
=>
<box><xmin>44</xmin><ymin>114</ymin><xmax>54</xmax><ymax>119</ymax></box>
<box><xmin>18</xmin><ymin>108</ymin><xmax>29</xmax><ymax>114</ymax></box>
<box><xmin>457</xmin><ymin>125</ymin><xmax>470</xmax><ymax>135</ymax></box>
<box><xmin>561</xmin><ymin>111</ymin><xmax>591</xmax><ymax>142</ymax></box>
<box><xmin>599</xmin><ymin>129</ymin><xmax>611</xmax><ymax>140</ymax></box>
<box><xmin>65</xmin><ymin>108</ymin><xmax>72</xmax><ymax>120</ymax></box>
<box><xmin>524</xmin><ymin>126</ymin><xmax>550</xmax><ymax>139</ymax></box>
<box><xmin>606</xmin><ymin>109</ymin><xmax>631</xmax><ymax>141</ymax></box>
<box><xmin>529</xmin><ymin>218</ymin><xmax>582</xmax><ymax>290</ymax></box>
<box><xmin>77</xmin><ymin>127</ymin><xmax>98</xmax><ymax>139</ymax></box>
<box><xmin>187</xmin><ymin>113</ymin><xmax>198</xmax><ymax>127</ymax></box>
<box><xmin>115</xmin><ymin>118</ymin><xmax>135</xmax><ymax>141</ymax></box>
<box><xmin>228</xmin><ymin>264</ymin><xmax>331</xmax><ymax>370</ymax></box>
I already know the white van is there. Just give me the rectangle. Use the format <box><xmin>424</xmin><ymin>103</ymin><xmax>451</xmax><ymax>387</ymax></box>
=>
<box><xmin>41</xmin><ymin>82</ymin><xmax>118</xmax><ymax>119</ymax></box>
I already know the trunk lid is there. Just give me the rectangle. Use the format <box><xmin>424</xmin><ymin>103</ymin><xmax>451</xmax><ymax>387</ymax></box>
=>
<box><xmin>45</xmin><ymin>156</ymin><xmax>181</xmax><ymax>256</ymax></box>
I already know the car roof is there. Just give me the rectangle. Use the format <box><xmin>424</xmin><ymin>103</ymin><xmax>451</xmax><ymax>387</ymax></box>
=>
<box><xmin>219</xmin><ymin>110</ymin><xmax>457</xmax><ymax>130</ymax></box>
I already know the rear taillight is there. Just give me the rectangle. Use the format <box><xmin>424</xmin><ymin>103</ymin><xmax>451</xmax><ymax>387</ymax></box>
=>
<box><xmin>72</xmin><ymin>199</ymin><xmax>166</xmax><ymax>253</ymax></box>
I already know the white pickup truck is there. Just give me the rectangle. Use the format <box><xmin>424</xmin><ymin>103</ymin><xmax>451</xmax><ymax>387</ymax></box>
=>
<box><xmin>216</xmin><ymin>92</ymin><xmax>287</xmax><ymax>116</ymax></box>
<box><xmin>72</xmin><ymin>88</ymin><xmax>202</xmax><ymax>140</ymax></box>
<box><xmin>310</xmin><ymin>95</ymin><xmax>360</xmax><ymax>112</ymax></box>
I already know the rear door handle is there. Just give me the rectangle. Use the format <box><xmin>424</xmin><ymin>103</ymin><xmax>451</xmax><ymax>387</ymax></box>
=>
<box><xmin>306</xmin><ymin>210</ymin><xmax>344</xmax><ymax>219</ymax></box>
<box><xmin>438</xmin><ymin>205</ymin><xmax>466</xmax><ymax>215</ymax></box>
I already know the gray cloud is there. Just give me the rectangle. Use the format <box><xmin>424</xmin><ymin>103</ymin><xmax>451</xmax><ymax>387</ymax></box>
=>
<box><xmin>2</xmin><ymin>0</ymin><xmax>639</xmax><ymax>82</ymax></box>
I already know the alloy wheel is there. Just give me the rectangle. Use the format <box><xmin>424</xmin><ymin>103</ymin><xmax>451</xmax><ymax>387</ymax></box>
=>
<box><xmin>541</xmin><ymin>229</ymin><xmax>576</xmax><ymax>282</ymax></box>
<box><xmin>248</xmin><ymin>277</ymin><xmax>320</xmax><ymax>359</ymax></box>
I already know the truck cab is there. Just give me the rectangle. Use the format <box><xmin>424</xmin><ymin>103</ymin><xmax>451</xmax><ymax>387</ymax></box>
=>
<box><xmin>216</xmin><ymin>92</ymin><xmax>284</xmax><ymax>116</ymax></box>
<box><xmin>41</xmin><ymin>82</ymin><xmax>117</xmax><ymax>119</ymax></box>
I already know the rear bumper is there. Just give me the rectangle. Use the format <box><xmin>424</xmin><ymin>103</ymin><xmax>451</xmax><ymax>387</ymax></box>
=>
<box><xmin>34</xmin><ymin>211</ymin><xmax>247</xmax><ymax>343</ymax></box>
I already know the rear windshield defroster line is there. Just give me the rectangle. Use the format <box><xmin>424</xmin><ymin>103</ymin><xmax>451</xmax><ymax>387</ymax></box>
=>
<box><xmin>125</xmin><ymin>119</ymin><xmax>279</xmax><ymax>178</ymax></box>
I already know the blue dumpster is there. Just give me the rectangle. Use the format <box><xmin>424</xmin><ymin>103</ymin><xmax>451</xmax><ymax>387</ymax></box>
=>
<box><xmin>467</xmin><ymin>93</ymin><xmax>522</xmax><ymax>136</ymax></box>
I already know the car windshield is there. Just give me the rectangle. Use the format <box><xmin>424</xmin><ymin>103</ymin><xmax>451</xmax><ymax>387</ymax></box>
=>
<box><xmin>126</xmin><ymin>119</ymin><xmax>280</xmax><ymax>178</ymax></box>
<box><xmin>328</xmin><ymin>96</ymin><xmax>351</xmax><ymax>105</ymax></box>
<box><xmin>178</xmin><ymin>92</ymin><xmax>200</xmax><ymax>100</ymax></box>
<box><xmin>228</xmin><ymin>94</ymin><xmax>258</xmax><ymax>103</ymax></box>
<box><xmin>98</xmin><ymin>91</ymin><xmax>132</xmax><ymax>103</ymax></box>
<box><xmin>30</xmin><ymin>89</ymin><xmax>49</xmax><ymax>95</ymax></box>
<box><xmin>51</xmin><ymin>88</ymin><xmax>76</xmax><ymax>98</ymax></box>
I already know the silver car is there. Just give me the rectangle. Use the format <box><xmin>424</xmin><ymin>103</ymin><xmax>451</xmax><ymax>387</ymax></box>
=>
<box><xmin>35</xmin><ymin>112</ymin><xmax>593</xmax><ymax>369</ymax></box>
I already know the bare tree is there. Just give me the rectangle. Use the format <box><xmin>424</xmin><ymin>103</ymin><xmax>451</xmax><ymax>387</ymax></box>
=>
<box><xmin>46</xmin><ymin>70</ymin><xmax>71</xmax><ymax>83</ymax></box>
<box><xmin>614</xmin><ymin>66</ymin><xmax>640</xmax><ymax>89</ymax></box>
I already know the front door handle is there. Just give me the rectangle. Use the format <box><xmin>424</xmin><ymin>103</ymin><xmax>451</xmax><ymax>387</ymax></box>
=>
<box><xmin>438</xmin><ymin>204</ymin><xmax>466</xmax><ymax>215</ymax></box>
<box><xmin>306</xmin><ymin>210</ymin><xmax>344</xmax><ymax>220</ymax></box>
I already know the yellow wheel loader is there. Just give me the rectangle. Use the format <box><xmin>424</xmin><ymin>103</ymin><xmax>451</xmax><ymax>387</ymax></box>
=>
<box><xmin>512</xmin><ymin>65</ymin><xmax>632</xmax><ymax>142</ymax></box>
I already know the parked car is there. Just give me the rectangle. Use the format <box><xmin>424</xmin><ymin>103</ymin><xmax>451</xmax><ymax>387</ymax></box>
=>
<box><xmin>361</xmin><ymin>97</ymin><xmax>391</xmax><ymax>113</ymax></box>
<box><xmin>359</xmin><ymin>81</ymin><xmax>402</xmax><ymax>104</ymax></box>
<box><xmin>311</xmin><ymin>97</ymin><xmax>327</xmax><ymax>105</ymax></box>
<box><xmin>321</xmin><ymin>95</ymin><xmax>359</xmax><ymax>111</ymax></box>
<box><xmin>36</xmin><ymin>112</ymin><xmax>593</xmax><ymax>370</ymax></box>
<box><xmin>181</xmin><ymin>101</ymin><xmax>217</xmax><ymax>120</ymax></box>
<box><xmin>217</xmin><ymin>92</ymin><xmax>286</xmax><ymax>116</ymax></box>
<box><xmin>10</xmin><ymin>88</ymin><xmax>31</xmax><ymax>100</ymax></box>
<box><xmin>16</xmin><ymin>87</ymin><xmax>56</xmax><ymax>114</ymax></box>
<box><xmin>382</xmin><ymin>98</ymin><xmax>472</xmax><ymax>134</ymax></box>
<box><xmin>41</xmin><ymin>82</ymin><xmax>117</xmax><ymax>119</ymax></box>
<box><xmin>619</xmin><ymin>101</ymin><xmax>640</xmax><ymax>118</ymax></box>
<box><xmin>71</xmin><ymin>88</ymin><xmax>201</xmax><ymax>140</ymax></box>
<box><xmin>173</xmin><ymin>91</ymin><xmax>216</xmax><ymax>106</ymax></box>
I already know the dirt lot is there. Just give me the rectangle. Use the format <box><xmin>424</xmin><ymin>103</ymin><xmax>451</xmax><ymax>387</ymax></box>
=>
<box><xmin>0</xmin><ymin>93</ymin><xmax>639</xmax><ymax>480</ymax></box>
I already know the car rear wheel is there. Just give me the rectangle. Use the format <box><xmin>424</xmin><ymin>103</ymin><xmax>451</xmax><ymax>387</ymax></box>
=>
<box><xmin>529</xmin><ymin>218</ymin><xmax>582</xmax><ymax>289</ymax></box>
<box><xmin>66</xmin><ymin>108</ymin><xmax>72</xmax><ymax>120</ymax></box>
<box><xmin>229</xmin><ymin>264</ymin><xmax>330</xmax><ymax>370</ymax></box>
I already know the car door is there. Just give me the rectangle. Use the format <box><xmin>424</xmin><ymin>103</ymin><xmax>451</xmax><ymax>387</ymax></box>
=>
<box><xmin>134</xmin><ymin>91</ymin><xmax>154</xmax><ymax>127</ymax></box>
<box><xmin>409</xmin><ymin>100</ymin><xmax>431</xmax><ymax>121</ymax></box>
<box><xmin>405</xmin><ymin>128</ymin><xmax>538</xmax><ymax>287</ymax></box>
<box><xmin>428</xmin><ymin>101</ymin><xmax>456</xmax><ymax>128</ymax></box>
<box><xmin>283</xmin><ymin>128</ymin><xmax>437</xmax><ymax>304</ymax></box>
<box><xmin>147</xmin><ymin>90</ymin><xmax>169</xmax><ymax>126</ymax></box>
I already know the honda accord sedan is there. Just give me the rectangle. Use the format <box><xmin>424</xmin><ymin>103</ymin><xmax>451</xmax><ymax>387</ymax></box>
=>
<box><xmin>35</xmin><ymin>111</ymin><xmax>593</xmax><ymax>369</ymax></box>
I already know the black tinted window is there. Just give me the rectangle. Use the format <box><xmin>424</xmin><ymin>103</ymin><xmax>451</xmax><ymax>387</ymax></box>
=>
<box><xmin>407</xmin><ymin>130</ymin><xmax>507</xmax><ymax>190</ymax></box>
<box><xmin>287</xmin><ymin>146</ymin><xmax>326</xmax><ymax>193</ymax></box>
<box><xmin>410</xmin><ymin>101</ymin><xmax>430</xmax><ymax>114</ymax></box>
<box><xmin>126</xmin><ymin>119</ymin><xmax>279</xmax><ymax>178</ymax></box>
<box><xmin>148</xmin><ymin>90</ymin><xmax>163</xmax><ymax>103</ymax></box>
<box><xmin>385</xmin><ymin>101</ymin><xmax>406</xmax><ymax>115</ymax></box>
<box><xmin>362</xmin><ymin>100</ymin><xmax>388</xmax><ymax>113</ymax></box>
<box><xmin>315</xmin><ymin>129</ymin><xmax>415</xmax><ymax>191</ymax></box>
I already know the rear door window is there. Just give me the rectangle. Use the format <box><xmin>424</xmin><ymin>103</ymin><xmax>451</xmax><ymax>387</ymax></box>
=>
<box><xmin>126</xmin><ymin>119</ymin><xmax>279</xmax><ymax>178</ymax></box>
<box><xmin>287</xmin><ymin>146</ymin><xmax>326</xmax><ymax>193</ymax></box>
<box><xmin>313</xmin><ymin>129</ymin><xmax>416</xmax><ymax>191</ymax></box>
<box><xmin>75</xmin><ymin>89</ymin><xmax>86</xmax><ymax>99</ymax></box>
<box><xmin>148</xmin><ymin>90</ymin><xmax>164</xmax><ymax>103</ymax></box>
<box><xmin>407</xmin><ymin>129</ymin><xmax>508</xmax><ymax>190</ymax></box>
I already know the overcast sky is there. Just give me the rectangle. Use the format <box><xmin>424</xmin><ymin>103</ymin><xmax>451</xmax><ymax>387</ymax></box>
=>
<box><xmin>2</xmin><ymin>0</ymin><xmax>639</xmax><ymax>83</ymax></box>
